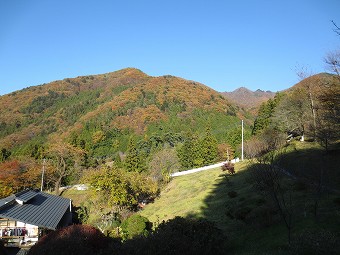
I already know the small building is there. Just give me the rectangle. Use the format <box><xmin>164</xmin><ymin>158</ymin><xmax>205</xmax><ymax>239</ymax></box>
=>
<box><xmin>0</xmin><ymin>189</ymin><xmax>72</xmax><ymax>248</ymax></box>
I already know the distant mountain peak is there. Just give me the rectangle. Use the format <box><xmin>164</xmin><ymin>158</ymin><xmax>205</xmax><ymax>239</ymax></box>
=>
<box><xmin>233</xmin><ymin>87</ymin><xmax>252</xmax><ymax>93</ymax></box>
<box><xmin>221</xmin><ymin>87</ymin><xmax>275</xmax><ymax>112</ymax></box>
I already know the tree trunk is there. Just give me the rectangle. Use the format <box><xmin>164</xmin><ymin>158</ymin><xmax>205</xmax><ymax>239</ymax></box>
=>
<box><xmin>55</xmin><ymin>177</ymin><xmax>62</xmax><ymax>195</ymax></box>
<box><xmin>308</xmin><ymin>85</ymin><xmax>317</xmax><ymax>141</ymax></box>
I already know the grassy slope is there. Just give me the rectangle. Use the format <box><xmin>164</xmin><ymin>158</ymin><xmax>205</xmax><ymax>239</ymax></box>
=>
<box><xmin>140</xmin><ymin>141</ymin><xmax>340</xmax><ymax>254</ymax></box>
<box><xmin>139</xmin><ymin>165</ymin><xmax>234</xmax><ymax>225</ymax></box>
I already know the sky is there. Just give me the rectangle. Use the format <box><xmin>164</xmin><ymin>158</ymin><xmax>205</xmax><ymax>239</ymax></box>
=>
<box><xmin>0</xmin><ymin>0</ymin><xmax>339</xmax><ymax>96</ymax></box>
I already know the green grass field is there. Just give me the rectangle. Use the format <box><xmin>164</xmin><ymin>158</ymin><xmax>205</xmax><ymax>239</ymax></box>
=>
<box><xmin>139</xmin><ymin>164</ymin><xmax>236</xmax><ymax>225</ymax></box>
<box><xmin>140</xmin><ymin>141</ymin><xmax>340</xmax><ymax>254</ymax></box>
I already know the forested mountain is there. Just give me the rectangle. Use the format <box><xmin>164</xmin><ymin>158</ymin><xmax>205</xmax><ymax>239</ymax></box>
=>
<box><xmin>0</xmin><ymin>68</ymin><xmax>250</xmax><ymax>197</ymax></box>
<box><xmin>221</xmin><ymin>87</ymin><xmax>275</xmax><ymax>113</ymax></box>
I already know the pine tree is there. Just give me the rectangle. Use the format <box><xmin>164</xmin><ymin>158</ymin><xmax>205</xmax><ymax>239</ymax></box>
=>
<box><xmin>252</xmin><ymin>93</ymin><xmax>282</xmax><ymax>135</ymax></box>
<box><xmin>177</xmin><ymin>133</ymin><xmax>200</xmax><ymax>169</ymax></box>
<box><xmin>125</xmin><ymin>137</ymin><xmax>146</xmax><ymax>172</ymax></box>
<box><xmin>200</xmin><ymin>127</ymin><xmax>218</xmax><ymax>165</ymax></box>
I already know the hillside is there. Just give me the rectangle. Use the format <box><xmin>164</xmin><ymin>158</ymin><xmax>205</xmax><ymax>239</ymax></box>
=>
<box><xmin>221</xmin><ymin>87</ymin><xmax>275</xmax><ymax>113</ymax></box>
<box><xmin>140</xmin><ymin>141</ymin><xmax>340</xmax><ymax>254</ymax></box>
<box><xmin>0</xmin><ymin>68</ymin><xmax>247</xmax><ymax>158</ymax></box>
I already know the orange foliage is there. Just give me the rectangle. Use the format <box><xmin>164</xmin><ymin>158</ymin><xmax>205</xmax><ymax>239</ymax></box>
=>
<box><xmin>114</xmin><ymin>105</ymin><xmax>167</xmax><ymax>134</ymax></box>
<box><xmin>0</xmin><ymin>160</ymin><xmax>21</xmax><ymax>197</ymax></box>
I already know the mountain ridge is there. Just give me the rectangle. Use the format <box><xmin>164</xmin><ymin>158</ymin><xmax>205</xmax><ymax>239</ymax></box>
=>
<box><xmin>220</xmin><ymin>86</ymin><xmax>276</xmax><ymax>112</ymax></box>
<box><xmin>0</xmin><ymin>68</ymin><xmax>246</xmax><ymax>160</ymax></box>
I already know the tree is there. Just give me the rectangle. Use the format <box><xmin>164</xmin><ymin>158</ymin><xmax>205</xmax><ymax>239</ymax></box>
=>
<box><xmin>324</xmin><ymin>49</ymin><xmax>340</xmax><ymax>78</ymax></box>
<box><xmin>272</xmin><ymin>88</ymin><xmax>312</xmax><ymax>141</ymax></box>
<box><xmin>295</xmin><ymin>66</ymin><xmax>317</xmax><ymax>140</ymax></box>
<box><xmin>148</xmin><ymin>148</ymin><xmax>180</xmax><ymax>183</ymax></box>
<box><xmin>0</xmin><ymin>160</ymin><xmax>21</xmax><ymax>198</ymax></box>
<box><xmin>84</xmin><ymin>166</ymin><xmax>158</xmax><ymax>211</ymax></box>
<box><xmin>47</xmin><ymin>140</ymin><xmax>84</xmax><ymax>194</ymax></box>
<box><xmin>177</xmin><ymin>133</ymin><xmax>198</xmax><ymax>169</ymax></box>
<box><xmin>200</xmin><ymin>127</ymin><xmax>218</xmax><ymax>165</ymax></box>
<box><xmin>244</xmin><ymin>129</ymin><xmax>285</xmax><ymax>159</ymax></box>
<box><xmin>311</xmin><ymin>51</ymin><xmax>340</xmax><ymax>151</ymax></box>
<box><xmin>315</xmin><ymin>76</ymin><xmax>340</xmax><ymax>151</ymax></box>
<box><xmin>217</xmin><ymin>143</ymin><xmax>234</xmax><ymax>161</ymax></box>
<box><xmin>252</xmin><ymin>94</ymin><xmax>282</xmax><ymax>135</ymax></box>
<box><xmin>124</xmin><ymin>137</ymin><xmax>146</xmax><ymax>173</ymax></box>
<box><xmin>250</xmin><ymin>150</ymin><xmax>294</xmax><ymax>244</ymax></box>
<box><xmin>332</xmin><ymin>20</ymin><xmax>340</xmax><ymax>36</ymax></box>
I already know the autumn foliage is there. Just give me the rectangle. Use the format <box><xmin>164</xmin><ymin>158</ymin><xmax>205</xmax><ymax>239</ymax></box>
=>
<box><xmin>27</xmin><ymin>225</ymin><xmax>112</xmax><ymax>255</ymax></box>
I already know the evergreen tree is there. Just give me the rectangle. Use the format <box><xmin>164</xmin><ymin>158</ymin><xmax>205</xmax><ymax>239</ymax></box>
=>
<box><xmin>200</xmin><ymin>127</ymin><xmax>218</xmax><ymax>165</ymax></box>
<box><xmin>252</xmin><ymin>93</ymin><xmax>282</xmax><ymax>135</ymax></box>
<box><xmin>177</xmin><ymin>133</ymin><xmax>198</xmax><ymax>169</ymax></box>
<box><xmin>125</xmin><ymin>137</ymin><xmax>146</xmax><ymax>172</ymax></box>
<box><xmin>192</xmin><ymin>136</ymin><xmax>204</xmax><ymax>168</ymax></box>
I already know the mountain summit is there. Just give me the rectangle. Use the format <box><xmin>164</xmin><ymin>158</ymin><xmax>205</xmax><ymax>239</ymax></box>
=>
<box><xmin>221</xmin><ymin>87</ymin><xmax>275</xmax><ymax>112</ymax></box>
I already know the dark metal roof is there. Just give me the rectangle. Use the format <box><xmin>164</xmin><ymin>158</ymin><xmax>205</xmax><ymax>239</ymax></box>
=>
<box><xmin>15</xmin><ymin>189</ymin><xmax>38</xmax><ymax>203</ymax></box>
<box><xmin>0</xmin><ymin>190</ymin><xmax>71</xmax><ymax>230</ymax></box>
<box><xmin>0</xmin><ymin>195</ymin><xmax>15</xmax><ymax>208</ymax></box>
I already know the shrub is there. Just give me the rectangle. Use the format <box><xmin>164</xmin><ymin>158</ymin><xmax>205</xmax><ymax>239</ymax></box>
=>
<box><xmin>120</xmin><ymin>214</ymin><xmax>152</xmax><ymax>240</ymax></box>
<box><xmin>121</xmin><ymin>216</ymin><xmax>227</xmax><ymax>255</ymax></box>
<box><xmin>245</xmin><ymin>205</ymin><xmax>279</xmax><ymax>228</ymax></box>
<box><xmin>27</xmin><ymin>225</ymin><xmax>115</xmax><ymax>255</ymax></box>
<box><xmin>221</xmin><ymin>162</ymin><xmax>235</xmax><ymax>175</ymax></box>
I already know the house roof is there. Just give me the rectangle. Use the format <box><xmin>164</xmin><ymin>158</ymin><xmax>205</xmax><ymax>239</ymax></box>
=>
<box><xmin>0</xmin><ymin>190</ymin><xmax>71</xmax><ymax>230</ymax></box>
<box><xmin>15</xmin><ymin>189</ymin><xmax>39</xmax><ymax>203</ymax></box>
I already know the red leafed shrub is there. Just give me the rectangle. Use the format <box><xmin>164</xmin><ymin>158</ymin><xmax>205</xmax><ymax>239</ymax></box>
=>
<box><xmin>28</xmin><ymin>225</ymin><xmax>114</xmax><ymax>255</ymax></box>
<box><xmin>221</xmin><ymin>162</ymin><xmax>235</xmax><ymax>175</ymax></box>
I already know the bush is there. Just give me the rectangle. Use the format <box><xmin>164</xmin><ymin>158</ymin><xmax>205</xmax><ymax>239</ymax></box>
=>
<box><xmin>120</xmin><ymin>214</ymin><xmax>152</xmax><ymax>240</ymax></box>
<box><xmin>27</xmin><ymin>225</ymin><xmax>115</xmax><ymax>255</ymax></box>
<box><xmin>221</xmin><ymin>162</ymin><xmax>235</xmax><ymax>175</ymax></box>
<box><xmin>121</xmin><ymin>216</ymin><xmax>227</xmax><ymax>255</ymax></box>
<box><xmin>245</xmin><ymin>205</ymin><xmax>279</xmax><ymax>228</ymax></box>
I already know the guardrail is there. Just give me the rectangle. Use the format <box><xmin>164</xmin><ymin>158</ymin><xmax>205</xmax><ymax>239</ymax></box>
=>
<box><xmin>171</xmin><ymin>158</ymin><xmax>240</xmax><ymax>177</ymax></box>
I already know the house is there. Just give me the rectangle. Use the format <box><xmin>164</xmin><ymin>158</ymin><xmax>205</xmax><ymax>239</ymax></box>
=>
<box><xmin>0</xmin><ymin>189</ymin><xmax>72</xmax><ymax>248</ymax></box>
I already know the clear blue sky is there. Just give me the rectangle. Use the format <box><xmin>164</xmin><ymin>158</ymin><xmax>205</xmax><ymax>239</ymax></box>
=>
<box><xmin>0</xmin><ymin>0</ymin><xmax>339</xmax><ymax>95</ymax></box>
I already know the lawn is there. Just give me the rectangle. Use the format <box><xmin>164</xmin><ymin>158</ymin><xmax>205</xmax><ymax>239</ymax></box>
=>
<box><xmin>140</xmin><ymin>162</ymin><xmax>250</xmax><ymax>230</ymax></box>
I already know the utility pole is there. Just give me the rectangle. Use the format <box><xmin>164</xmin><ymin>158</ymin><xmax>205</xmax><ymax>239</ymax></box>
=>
<box><xmin>40</xmin><ymin>158</ymin><xmax>46</xmax><ymax>192</ymax></box>
<box><xmin>241</xmin><ymin>120</ymin><xmax>244</xmax><ymax>161</ymax></box>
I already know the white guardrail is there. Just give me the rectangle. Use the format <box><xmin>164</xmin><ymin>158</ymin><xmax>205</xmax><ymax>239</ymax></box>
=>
<box><xmin>171</xmin><ymin>158</ymin><xmax>239</xmax><ymax>177</ymax></box>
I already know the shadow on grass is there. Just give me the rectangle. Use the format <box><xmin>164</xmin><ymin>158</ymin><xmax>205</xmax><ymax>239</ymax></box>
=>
<box><xmin>199</xmin><ymin>145</ymin><xmax>340</xmax><ymax>254</ymax></box>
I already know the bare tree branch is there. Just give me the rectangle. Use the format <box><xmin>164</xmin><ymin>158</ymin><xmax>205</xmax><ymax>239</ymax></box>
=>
<box><xmin>331</xmin><ymin>20</ymin><xmax>340</xmax><ymax>36</ymax></box>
